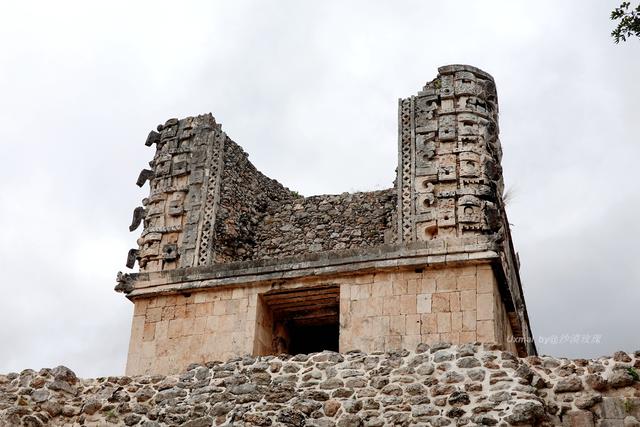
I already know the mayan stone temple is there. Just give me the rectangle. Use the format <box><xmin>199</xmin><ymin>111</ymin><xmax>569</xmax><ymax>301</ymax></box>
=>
<box><xmin>4</xmin><ymin>64</ymin><xmax>640</xmax><ymax>427</ymax></box>
<box><xmin>117</xmin><ymin>64</ymin><xmax>536</xmax><ymax>376</ymax></box>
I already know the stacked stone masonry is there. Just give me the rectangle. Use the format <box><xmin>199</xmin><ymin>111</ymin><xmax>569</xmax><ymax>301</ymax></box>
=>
<box><xmin>117</xmin><ymin>64</ymin><xmax>536</xmax><ymax>376</ymax></box>
<box><xmin>126</xmin><ymin>263</ymin><xmax>519</xmax><ymax>376</ymax></box>
<box><xmin>3</xmin><ymin>345</ymin><xmax>640</xmax><ymax>426</ymax></box>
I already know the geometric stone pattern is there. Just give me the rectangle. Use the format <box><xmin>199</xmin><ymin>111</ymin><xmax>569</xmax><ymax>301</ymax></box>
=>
<box><xmin>397</xmin><ymin>64</ymin><xmax>505</xmax><ymax>243</ymax></box>
<box><xmin>2</xmin><ymin>347</ymin><xmax>639</xmax><ymax>426</ymax></box>
<box><xmin>129</xmin><ymin>114</ymin><xmax>299</xmax><ymax>272</ymax></box>
<box><xmin>133</xmin><ymin>114</ymin><xmax>224</xmax><ymax>272</ymax></box>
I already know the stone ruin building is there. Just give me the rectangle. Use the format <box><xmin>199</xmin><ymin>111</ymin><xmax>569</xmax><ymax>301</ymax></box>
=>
<box><xmin>116</xmin><ymin>64</ymin><xmax>536</xmax><ymax>377</ymax></box>
<box><xmin>3</xmin><ymin>64</ymin><xmax>640</xmax><ymax>427</ymax></box>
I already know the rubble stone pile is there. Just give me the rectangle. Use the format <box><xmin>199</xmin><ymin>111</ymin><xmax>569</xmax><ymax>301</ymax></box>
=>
<box><xmin>2</xmin><ymin>343</ymin><xmax>639</xmax><ymax>426</ymax></box>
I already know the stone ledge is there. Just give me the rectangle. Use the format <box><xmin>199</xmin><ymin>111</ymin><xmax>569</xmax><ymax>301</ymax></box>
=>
<box><xmin>124</xmin><ymin>240</ymin><xmax>501</xmax><ymax>298</ymax></box>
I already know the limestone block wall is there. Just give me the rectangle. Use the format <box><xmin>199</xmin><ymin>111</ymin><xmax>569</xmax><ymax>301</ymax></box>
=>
<box><xmin>126</xmin><ymin>287</ymin><xmax>258</xmax><ymax>376</ymax></box>
<box><xmin>126</xmin><ymin>262</ymin><xmax>516</xmax><ymax>376</ymax></box>
<box><xmin>338</xmin><ymin>263</ymin><xmax>517</xmax><ymax>356</ymax></box>
<box><xmin>3</xmin><ymin>345</ymin><xmax>640</xmax><ymax>427</ymax></box>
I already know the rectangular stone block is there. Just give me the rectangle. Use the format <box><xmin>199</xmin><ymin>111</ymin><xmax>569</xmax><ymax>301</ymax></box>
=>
<box><xmin>436</xmin><ymin>275</ymin><xmax>457</xmax><ymax>292</ymax></box>
<box><xmin>463</xmin><ymin>310</ymin><xmax>477</xmax><ymax>331</ymax></box>
<box><xmin>146</xmin><ymin>307</ymin><xmax>162</xmax><ymax>323</ymax></box>
<box><xmin>400</xmin><ymin>295</ymin><xmax>417</xmax><ymax>314</ymax></box>
<box><xmin>440</xmin><ymin>332</ymin><xmax>459</xmax><ymax>344</ymax></box>
<box><xmin>421</xmin><ymin>313</ymin><xmax>437</xmax><ymax>335</ymax></box>
<box><xmin>406</xmin><ymin>278</ymin><xmax>418</xmax><ymax>294</ymax></box>
<box><xmin>370</xmin><ymin>316</ymin><xmax>390</xmax><ymax>337</ymax></box>
<box><xmin>155</xmin><ymin>321</ymin><xmax>168</xmax><ymax>340</ymax></box>
<box><xmin>384</xmin><ymin>335</ymin><xmax>402</xmax><ymax>351</ymax></box>
<box><xmin>437</xmin><ymin>312</ymin><xmax>451</xmax><ymax>333</ymax></box>
<box><xmin>161</xmin><ymin>305</ymin><xmax>175</xmax><ymax>321</ymax></box>
<box><xmin>419</xmin><ymin>277</ymin><xmax>436</xmax><ymax>294</ymax></box>
<box><xmin>564</xmin><ymin>410</ymin><xmax>594</xmax><ymax>427</ymax></box>
<box><xmin>370</xmin><ymin>281</ymin><xmax>392</xmax><ymax>297</ymax></box>
<box><xmin>167</xmin><ymin>319</ymin><xmax>182</xmax><ymax>339</ymax></box>
<box><xmin>460</xmin><ymin>290</ymin><xmax>476</xmax><ymax>311</ymax></box>
<box><xmin>142</xmin><ymin>323</ymin><xmax>156</xmax><ymax>342</ymax></box>
<box><xmin>194</xmin><ymin>303</ymin><xmax>210</xmax><ymax>318</ymax></box>
<box><xmin>450</xmin><ymin>292</ymin><xmax>461</xmax><ymax>312</ymax></box>
<box><xmin>389</xmin><ymin>315</ymin><xmax>405</xmax><ymax>335</ymax></box>
<box><xmin>477</xmin><ymin>293</ymin><xmax>495</xmax><ymax>320</ymax></box>
<box><xmin>393</xmin><ymin>279</ymin><xmax>408</xmax><ymax>295</ymax></box>
<box><xmin>417</xmin><ymin>294</ymin><xmax>432</xmax><ymax>314</ymax></box>
<box><xmin>174</xmin><ymin>304</ymin><xmax>187</xmax><ymax>319</ymax></box>
<box><xmin>133</xmin><ymin>299</ymin><xmax>149</xmax><ymax>316</ymax></box>
<box><xmin>192</xmin><ymin>317</ymin><xmax>206</xmax><ymax>335</ymax></box>
<box><xmin>600</xmin><ymin>397</ymin><xmax>626</xmax><ymax>420</ymax></box>
<box><xmin>339</xmin><ymin>284</ymin><xmax>351</xmax><ymax>299</ymax></box>
<box><xmin>381</xmin><ymin>297</ymin><xmax>399</xmax><ymax>316</ymax></box>
<box><xmin>477</xmin><ymin>320</ymin><xmax>496</xmax><ymax>342</ymax></box>
<box><xmin>355</xmin><ymin>274</ymin><xmax>374</xmax><ymax>284</ymax></box>
<box><xmin>366</xmin><ymin>297</ymin><xmax>384</xmax><ymax>316</ymax></box>
<box><xmin>457</xmin><ymin>274</ymin><xmax>476</xmax><ymax>290</ymax></box>
<box><xmin>213</xmin><ymin>301</ymin><xmax>226</xmax><ymax>316</ymax></box>
<box><xmin>421</xmin><ymin>333</ymin><xmax>440</xmax><ymax>344</ymax></box>
<box><xmin>406</xmin><ymin>314</ymin><xmax>421</xmax><ymax>335</ymax></box>
<box><xmin>432</xmin><ymin>293</ymin><xmax>450</xmax><ymax>312</ymax></box>
<box><xmin>402</xmin><ymin>334</ymin><xmax>422</xmax><ymax>351</ymax></box>
<box><xmin>351</xmin><ymin>284</ymin><xmax>371</xmax><ymax>300</ymax></box>
<box><xmin>460</xmin><ymin>331</ymin><xmax>476</xmax><ymax>343</ymax></box>
<box><xmin>477</xmin><ymin>265</ymin><xmax>495</xmax><ymax>294</ymax></box>
<box><xmin>451</xmin><ymin>312</ymin><xmax>462</xmax><ymax>332</ymax></box>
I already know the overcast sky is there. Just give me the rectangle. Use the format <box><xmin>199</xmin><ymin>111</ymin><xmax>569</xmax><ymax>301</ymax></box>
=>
<box><xmin>1</xmin><ymin>1</ymin><xmax>638</xmax><ymax>377</ymax></box>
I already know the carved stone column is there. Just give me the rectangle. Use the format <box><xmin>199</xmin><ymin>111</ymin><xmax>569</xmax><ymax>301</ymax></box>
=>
<box><xmin>396</xmin><ymin>65</ymin><xmax>504</xmax><ymax>244</ymax></box>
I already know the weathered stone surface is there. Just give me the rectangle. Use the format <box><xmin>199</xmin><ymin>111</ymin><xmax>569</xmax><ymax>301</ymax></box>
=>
<box><xmin>609</xmin><ymin>370</ymin><xmax>635</xmax><ymax>388</ymax></box>
<box><xmin>3</xmin><ymin>348</ymin><xmax>632</xmax><ymax>426</ymax></box>
<box><xmin>555</xmin><ymin>376</ymin><xmax>583</xmax><ymax>393</ymax></box>
<box><xmin>624</xmin><ymin>416</ymin><xmax>640</xmax><ymax>426</ymax></box>
<box><xmin>457</xmin><ymin>356</ymin><xmax>481</xmax><ymax>369</ymax></box>
<box><xmin>120</xmin><ymin>65</ymin><xmax>536</xmax><ymax>377</ymax></box>
<box><xmin>586</xmin><ymin>374</ymin><xmax>608</xmax><ymax>391</ymax></box>
<box><xmin>504</xmin><ymin>401</ymin><xmax>545</xmax><ymax>424</ymax></box>
<box><xmin>575</xmin><ymin>393</ymin><xmax>603</xmax><ymax>410</ymax></box>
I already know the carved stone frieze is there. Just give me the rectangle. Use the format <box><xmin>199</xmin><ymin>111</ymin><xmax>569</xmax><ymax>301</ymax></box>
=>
<box><xmin>396</xmin><ymin>64</ymin><xmax>506</xmax><ymax>242</ymax></box>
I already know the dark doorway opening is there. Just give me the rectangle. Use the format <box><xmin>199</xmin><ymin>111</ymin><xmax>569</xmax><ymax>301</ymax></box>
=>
<box><xmin>256</xmin><ymin>285</ymin><xmax>340</xmax><ymax>355</ymax></box>
<box><xmin>288</xmin><ymin>322</ymin><xmax>339</xmax><ymax>354</ymax></box>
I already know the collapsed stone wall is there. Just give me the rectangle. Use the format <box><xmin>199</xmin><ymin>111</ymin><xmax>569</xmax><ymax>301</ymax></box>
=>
<box><xmin>212</xmin><ymin>138</ymin><xmax>297</xmax><ymax>263</ymax></box>
<box><xmin>3</xmin><ymin>344</ymin><xmax>639</xmax><ymax>427</ymax></box>
<box><xmin>209</xmin><ymin>141</ymin><xmax>397</xmax><ymax>262</ymax></box>
<box><xmin>254</xmin><ymin>190</ymin><xmax>396</xmax><ymax>259</ymax></box>
<box><xmin>127</xmin><ymin>114</ymin><xmax>399</xmax><ymax>271</ymax></box>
